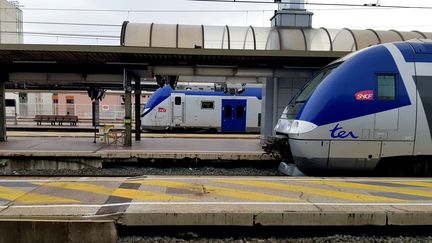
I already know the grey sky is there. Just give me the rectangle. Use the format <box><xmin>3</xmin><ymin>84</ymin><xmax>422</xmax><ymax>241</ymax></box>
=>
<box><xmin>15</xmin><ymin>0</ymin><xmax>432</xmax><ymax>45</ymax></box>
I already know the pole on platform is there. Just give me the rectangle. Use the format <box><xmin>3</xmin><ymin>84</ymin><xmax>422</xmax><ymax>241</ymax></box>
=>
<box><xmin>134</xmin><ymin>79</ymin><xmax>141</xmax><ymax>141</ymax></box>
<box><xmin>0</xmin><ymin>77</ymin><xmax>6</xmax><ymax>142</ymax></box>
<box><xmin>92</xmin><ymin>99</ymin><xmax>99</xmax><ymax>143</ymax></box>
<box><xmin>123</xmin><ymin>69</ymin><xmax>132</xmax><ymax>147</ymax></box>
<box><xmin>88</xmin><ymin>87</ymin><xmax>104</xmax><ymax>143</ymax></box>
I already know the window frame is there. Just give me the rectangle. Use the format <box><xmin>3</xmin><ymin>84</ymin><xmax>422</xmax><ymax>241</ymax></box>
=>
<box><xmin>201</xmin><ymin>100</ymin><xmax>215</xmax><ymax>110</ymax></box>
<box><xmin>377</xmin><ymin>73</ymin><xmax>397</xmax><ymax>101</ymax></box>
<box><xmin>236</xmin><ymin>105</ymin><xmax>244</xmax><ymax>119</ymax></box>
<box><xmin>224</xmin><ymin>105</ymin><xmax>233</xmax><ymax>118</ymax></box>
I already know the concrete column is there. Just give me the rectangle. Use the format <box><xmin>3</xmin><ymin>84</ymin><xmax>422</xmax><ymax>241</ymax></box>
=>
<box><xmin>134</xmin><ymin>80</ymin><xmax>141</xmax><ymax>141</ymax></box>
<box><xmin>123</xmin><ymin>69</ymin><xmax>132</xmax><ymax>147</ymax></box>
<box><xmin>0</xmin><ymin>78</ymin><xmax>6</xmax><ymax>142</ymax></box>
<box><xmin>273</xmin><ymin>77</ymin><xmax>279</xmax><ymax>131</ymax></box>
<box><xmin>261</xmin><ymin>70</ymin><xmax>315</xmax><ymax>143</ymax></box>
<box><xmin>261</xmin><ymin>77</ymin><xmax>275</xmax><ymax>142</ymax></box>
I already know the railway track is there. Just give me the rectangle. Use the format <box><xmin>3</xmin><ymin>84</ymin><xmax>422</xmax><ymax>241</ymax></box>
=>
<box><xmin>2</xmin><ymin>160</ymin><xmax>282</xmax><ymax>177</ymax></box>
<box><xmin>118</xmin><ymin>226</ymin><xmax>432</xmax><ymax>243</ymax></box>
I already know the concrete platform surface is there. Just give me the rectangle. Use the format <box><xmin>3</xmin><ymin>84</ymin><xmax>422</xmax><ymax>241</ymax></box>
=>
<box><xmin>0</xmin><ymin>177</ymin><xmax>431</xmax><ymax>226</ymax></box>
<box><xmin>0</xmin><ymin>136</ymin><xmax>271</xmax><ymax>161</ymax></box>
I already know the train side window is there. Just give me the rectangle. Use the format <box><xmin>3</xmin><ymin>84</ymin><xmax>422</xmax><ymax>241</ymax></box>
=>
<box><xmin>175</xmin><ymin>97</ymin><xmax>181</xmax><ymax>105</ymax></box>
<box><xmin>225</xmin><ymin>105</ymin><xmax>232</xmax><ymax>118</ymax></box>
<box><xmin>377</xmin><ymin>75</ymin><xmax>396</xmax><ymax>100</ymax></box>
<box><xmin>236</xmin><ymin>105</ymin><xmax>244</xmax><ymax>118</ymax></box>
<box><xmin>201</xmin><ymin>101</ymin><xmax>214</xmax><ymax>109</ymax></box>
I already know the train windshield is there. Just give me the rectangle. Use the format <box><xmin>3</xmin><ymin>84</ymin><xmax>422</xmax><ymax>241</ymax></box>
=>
<box><xmin>295</xmin><ymin>65</ymin><xmax>339</xmax><ymax>103</ymax></box>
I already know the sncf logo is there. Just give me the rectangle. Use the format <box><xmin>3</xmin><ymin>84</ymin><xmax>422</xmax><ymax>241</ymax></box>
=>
<box><xmin>158</xmin><ymin>107</ymin><xmax>167</xmax><ymax>112</ymax></box>
<box><xmin>355</xmin><ymin>90</ymin><xmax>374</xmax><ymax>101</ymax></box>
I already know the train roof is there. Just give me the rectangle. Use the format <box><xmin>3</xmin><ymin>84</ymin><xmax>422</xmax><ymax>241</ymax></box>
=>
<box><xmin>172</xmin><ymin>87</ymin><xmax>262</xmax><ymax>99</ymax></box>
<box><xmin>327</xmin><ymin>39</ymin><xmax>432</xmax><ymax>67</ymax></box>
<box><xmin>392</xmin><ymin>39</ymin><xmax>432</xmax><ymax>63</ymax></box>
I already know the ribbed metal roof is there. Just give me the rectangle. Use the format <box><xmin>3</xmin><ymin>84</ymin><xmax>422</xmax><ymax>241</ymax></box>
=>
<box><xmin>121</xmin><ymin>21</ymin><xmax>432</xmax><ymax>52</ymax></box>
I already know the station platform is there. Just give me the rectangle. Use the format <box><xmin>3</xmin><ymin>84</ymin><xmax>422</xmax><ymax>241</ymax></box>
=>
<box><xmin>0</xmin><ymin>176</ymin><xmax>431</xmax><ymax>241</ymax></box>
<box><xmin>0</xmin><ymin>135</ymin><xmax>271</xmax><ymax>170</ymax></box>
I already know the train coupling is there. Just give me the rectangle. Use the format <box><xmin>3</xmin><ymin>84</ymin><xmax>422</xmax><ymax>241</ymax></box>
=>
<box><xmin>262</xmin><ymin>135</ymin><xmax>292</xmax><ymax>161</ymax></box>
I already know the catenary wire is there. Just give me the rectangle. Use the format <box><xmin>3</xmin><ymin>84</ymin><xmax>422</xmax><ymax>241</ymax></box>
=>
<box><xmin>189</xmin><ymin>0</ymin><xmax>432</xmax><ymax>10</ymax></box>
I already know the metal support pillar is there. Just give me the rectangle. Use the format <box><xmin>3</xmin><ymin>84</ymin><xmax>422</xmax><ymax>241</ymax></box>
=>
<box><xmin>92</xmin><ymin>99</ymin><xmax>99</xmax><ymax>143</ymax></box>
<box><xmin>261</xmin><ymin>77</ymin><xmax>276</xmax><ymax>142</ymax></box>
<box><xmin>123</xmin><ymin>69</ymin><xmax>132</xmax><ymax>147</ymax></box>
<box><xmin>88</xmin><ymin>87</ymin><xmax>104</xmax><ymax>143</ymax></box>
<box><xmin>0</xmin><ymin>78</ymin><xmax>6</xmax><ymax>142</ymax></box>
<box><xmin>134</xmin><ymin>80</ymin><xmax>141</xmax><ymax>141</ymax></box>
<box><xmin>273</xmin><ymin>77</ymin><xmax>279</xmax><ymax>130</ymax></box>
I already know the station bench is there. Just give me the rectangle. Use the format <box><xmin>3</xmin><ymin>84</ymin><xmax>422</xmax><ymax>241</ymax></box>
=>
<box><xmin>34</xmin><ymin>115</ymin><xmax>78</xmax><ymax>126</ymax></box>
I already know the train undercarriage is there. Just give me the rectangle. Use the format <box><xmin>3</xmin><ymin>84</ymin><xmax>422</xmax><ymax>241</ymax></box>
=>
<box><xmin>264</xmin><ymin>136</ymin><xmax>432</xmax><ymax>177</ymax></box>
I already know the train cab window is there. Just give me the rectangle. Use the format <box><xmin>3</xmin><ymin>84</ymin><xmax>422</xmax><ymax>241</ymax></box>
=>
<box><xmin>201</xmin><ymin>101</ymin><xmax>214</xmax><ymax>109</ymax></box>
<box><xmin>295</xmin><ymin>65</ymin><xmax>338</xmax><ymax>103</ymax></box>
<box><xmin>224</xmin><ymin>105</ymin><xmax>232</xmax><ymax>118</ymax></box>
<box><xmin>377</xmin><ymin>75</ymin><xmax>396</xmax><ymax>100</ymax></box>
<box><xmin>175</xmin><ymin>97</ymin><xmax>182</xmax><ymax>105</ymax></box>
<box><xmin>236</xmin><ymin>105</ymin><xmax>244</xmax><ymax>118</ymax></box>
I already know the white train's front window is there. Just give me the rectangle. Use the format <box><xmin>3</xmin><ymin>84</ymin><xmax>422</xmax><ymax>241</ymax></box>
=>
<box><xmin>295</xmin><ymin>65</ymin><xmax>339</xmax><ymax>104</ymax></box>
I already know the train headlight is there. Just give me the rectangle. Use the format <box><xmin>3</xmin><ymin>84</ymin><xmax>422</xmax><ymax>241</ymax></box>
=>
<box><xmin>275</xmin><ymin>118</ymin><xmax>293</xmax><ymax>134</ymax></box>
<box><xmin>288</xmin><ymin>120</ymin><xmax>317</xmax><ymax>134</ymax></box>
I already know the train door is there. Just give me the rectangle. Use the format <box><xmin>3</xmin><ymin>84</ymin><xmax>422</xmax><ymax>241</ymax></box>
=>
<box><xmin>221</xmin><ymin>99</ymin><xmax>246</xmax><ymax>132</ymax></box>
<box><xmin>374</xmin><ymin>73</ymin><xmax>416</xmax><ymax>157</ymax></box>
<box><xmin>172</xmin><ymin>93</ymin><xmax>185</xmax><ymax>125</ymax></box>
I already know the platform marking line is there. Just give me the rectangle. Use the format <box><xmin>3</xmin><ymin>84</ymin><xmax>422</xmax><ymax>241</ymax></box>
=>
<box><xmin>127</xmin><ymin>177</ymin><xmax>432</xmax><ymax>182</ymax></box>
<box><xmin>0</xmin><ymin>186</ymin><xmax>79</xmax><ymax>204</ymax></box>
<box><xmin>216</xmin><ymin>180</ymin><xmax>406</xmax><ymax>202</ymax></box>
<box><xmin>306</xmin><ymin>180</ymin><xmax>432</xmax><ymax>199</ymax></box>
<box><xmin>2</xmin><ymin>201</ymin><xmax>432</xmax><ymax>210</ymax></box>
<box><xmin>2</xmin><ymin>178</ymin><xmax>432</xmax><ymax>183</ymax></box>
<box><xmin>130</xmin><ymin>180</ymin><xmax>298</xmax><ymax>202</ymax></box>
<box><xmin>34</xmin><ymin>182</ymin><xmax>189</xmax><ymax>202</ymax></box>
<box><xmin>388</xmin><ymin>181</ymin><xmax>432</xmax><ymax>188</ymax></box>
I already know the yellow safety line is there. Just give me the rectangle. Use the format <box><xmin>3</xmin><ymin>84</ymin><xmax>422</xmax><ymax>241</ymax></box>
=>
<box><xmin>306</xmin><ymin>180</ymin><xmax>432</xmax><ymax>199</ymax></box>
<box><xmin>34</xmin><ymin>182</ymin><xmax>189</xmax><ymax>201</ymax></box>
<box><xmin>217</xmin><ymin>180</ymin><xmax>405</xmax><ymax>202</ymax></box>
<box><xmin>131</xmin><ymin>180</ymin><xmax>298</xmax><ymax>202</ymax></box>
<box><xmin>0</xmin><ymin>186</ymin><xmax>78</xmax><ymax>204</ymax></box>
<box><xmin>388</xmin><ymin>181</ymin><xmax>432</xmax><ymax>189</ymax></box>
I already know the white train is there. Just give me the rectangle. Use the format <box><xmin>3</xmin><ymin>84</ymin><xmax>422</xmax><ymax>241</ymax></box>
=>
<box><xmin>141</xmin><ymin>85</ymin><xmax>262</xmax><ymax>132</ymax></box>
<box><xmin>274</xmin><ymin>40</ymin><xmax>432</xmax><ymax>175</ymax></box>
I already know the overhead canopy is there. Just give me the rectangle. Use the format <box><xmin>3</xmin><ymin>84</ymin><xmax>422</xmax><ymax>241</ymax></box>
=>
<box><xmin>121</xmin><ymin>21</ymin><xmax>432</xmax><ymax>52</ymax></box>
<box><xmin>0</xmin><ymin>44</ymin><xmax>344</xmax><ymax>90</ymax></box>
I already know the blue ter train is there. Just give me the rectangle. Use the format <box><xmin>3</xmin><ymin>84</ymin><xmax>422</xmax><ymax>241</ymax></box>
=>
<box><xmin>142</xmin><ymin>85</ymin><xmax>262</xmax><ymax>133</ymax></box>
<box><xmin>274</xmin><ymin>39</ymin><xmax>432</xmax><ymax>175</ymax></box>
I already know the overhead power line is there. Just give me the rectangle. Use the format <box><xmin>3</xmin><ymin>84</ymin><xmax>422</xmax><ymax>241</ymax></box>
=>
<box><xmin>190</xmin><ymin>0</ymin><xmax>432</xmax><ymax>10</ymax></box>
<box><xmin>0</xmin><ymin>8</ymin><xmax>275</xmax><ymax>12</ymax></box>
<box><xmin>0</xmin><ymin>31</ymin><xmax>119</xmax><ymax>39</ymax></box>
<box><xmin>0</xmin><ymin>20</ymin><xmax>122</xmax><ymax>27</ymax></box>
